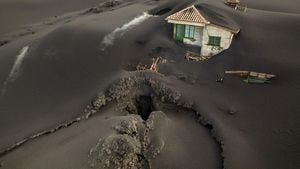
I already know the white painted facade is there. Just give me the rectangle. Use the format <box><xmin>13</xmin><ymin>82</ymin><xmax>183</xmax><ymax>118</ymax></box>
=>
<box><xmin>170</xmin><ymin>23</ymin><xmax>235</xmax><ymax>57</ymax></box>
<box><xmin>200</xmin><ymin>24</ymin><xmax>234</xmax><ymax>56</ymax></box>
<box><xmin>183</xmin><ymin>26</ymin><xmax>203</xmax><ymax>46</ymax></box>
<box><xmin>170</xmin><ymin>24</ymin><xmax>234</xmax><ymax>56</ymax></box>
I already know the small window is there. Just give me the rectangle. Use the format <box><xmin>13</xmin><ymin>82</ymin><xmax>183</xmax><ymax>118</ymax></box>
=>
<box><xmin>208</xmin><ymin>36</ymin><xmax>221</xmax><ymax>46</ymax></box>
<box><xmin>185</xmin><ymin>25</ymin><xmax>195</xmax><ymax>39</ymax></box>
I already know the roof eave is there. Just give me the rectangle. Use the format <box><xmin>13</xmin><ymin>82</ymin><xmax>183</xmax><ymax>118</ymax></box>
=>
<box><xmin>166</xmin><ymin>19</ymin><xmax>206</xmax><ymax>27</ymax></box>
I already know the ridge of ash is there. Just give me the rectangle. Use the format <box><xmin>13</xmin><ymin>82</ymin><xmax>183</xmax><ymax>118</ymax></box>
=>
<box><xmin>0</xmin><ymin>71</ymin><xmax>224</xmax><ymax>169</ymax></box>
<box><xmin>0</xmin><ymin>40</ymin><xmax>10</xmax><ymax>47</ymax></box>
<box><xmin>85</xmin><ymin>71</ymin><xmax>224</xmax><ymax>168</ymax></box>
<box><xmin>84</xmin><ymin>0</ymin><xmax>124</xmax><ymax>14</ymax></box>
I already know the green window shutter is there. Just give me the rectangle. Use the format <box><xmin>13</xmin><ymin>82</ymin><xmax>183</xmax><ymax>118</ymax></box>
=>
<box><xmin>184</xmin><ymin>25</ymin><xmax>195</xmax><ymax>39</ymax></box>
<box><xmin>176</xmin><ymin>24</ymin><xmax>185</xmax><ymax>42</ymax></box>
<box><xmin>208</xmin><ymin>36</ymin><xmax>221</xmax><ymax>46</ymax></box>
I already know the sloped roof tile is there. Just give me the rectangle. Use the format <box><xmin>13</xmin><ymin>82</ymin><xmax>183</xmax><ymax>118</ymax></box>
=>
<box><xmin>166</xmin><ymin>5</ymin><xmax>209</xmax><ymax>24</ymax></box>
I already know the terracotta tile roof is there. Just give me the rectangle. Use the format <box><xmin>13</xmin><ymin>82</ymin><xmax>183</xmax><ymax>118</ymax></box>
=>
<box><xmin>166</xmin><ymin>5</ymin><xmax>209</xmax><ymax>24</ymax></box>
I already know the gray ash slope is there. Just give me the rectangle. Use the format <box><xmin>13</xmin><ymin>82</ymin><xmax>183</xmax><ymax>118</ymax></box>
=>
<box><xmin>0</xmin><ymin>0</ymin><xmax>103</xmax><ymax>36</ymax></box>
<box><xmin>0</xmin><ymin>0</ymin><xmax>299</xmax><ymax>169</ymax></box>
<box><xmin>0</xmin><ymin>71</ymin><xmax>223</xmax><ymax>169</ymax></box>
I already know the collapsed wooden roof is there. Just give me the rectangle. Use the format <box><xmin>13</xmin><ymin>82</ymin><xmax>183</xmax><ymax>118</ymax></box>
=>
<box><xmin>166</xmin><ymin>5</ymin><xmax>240</xmax><ymax>34</ymax></box>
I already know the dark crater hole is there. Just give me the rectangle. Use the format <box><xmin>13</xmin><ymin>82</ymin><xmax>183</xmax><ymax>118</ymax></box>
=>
<box><xmin>136</xmin><ymin>96</ymin><xmax>154</xmax><ymax>120</ymax></box>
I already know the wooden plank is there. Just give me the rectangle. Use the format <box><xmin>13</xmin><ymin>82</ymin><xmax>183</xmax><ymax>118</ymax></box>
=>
<box><xmin>225</xmin><ymin>70</ymin><xmax>276</xmax><ymax>79</ymax></box>
<box><xmin>225</xmin><ymin>70</ymin><xmax>249</xmax><ymax>75</ymax></box>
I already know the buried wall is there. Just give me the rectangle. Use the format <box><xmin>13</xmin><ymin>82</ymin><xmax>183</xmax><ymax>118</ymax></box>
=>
<box><xmin>201</xmin><ymin>24</ymin><xmax>234</xmax><ymax>56</ymax></box>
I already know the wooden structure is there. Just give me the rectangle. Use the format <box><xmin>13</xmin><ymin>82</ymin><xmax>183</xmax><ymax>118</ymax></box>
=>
<box><xmin>225</xmin><ymin>0</ymin><xmax>240</xmax><ymax>7</ymax></box>
<box><xmin>225</xmin><ymin>71</ymin><xmax>276</xmax><ymax>78</ymax></box>
<box><xmin>136</xmin><ymin>57</ymin><xmax>167</xmax><ymax>72</ymax></box>
<box><xmin>185</xmin><ymin>51</ymin><xmax>211</xmax><ymax>61</ymax></box>
<box><xmin>225</xmin><ymin>70</ymin><xmax>276</xmax><ymax>84</ymax></box>
<box><xmin>150</xmin><ymin>57</ymin><xmax>161</xmax><ymax>72</ymax></box>
<box><xmin>235</xmin><ymin>4</ymin><xmax>247</xmax><ymax>12</ymax></box>
<box><xmin>166</xmin><ymin>5</ymin><xmax>240</xmax><ymax>57</ymax></box>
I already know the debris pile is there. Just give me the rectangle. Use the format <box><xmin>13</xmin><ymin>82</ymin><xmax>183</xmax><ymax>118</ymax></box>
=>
<box><xmin>225</xmin><ymin>0</ymin><xmax>240</xmax><ymax>7</ymax></box>
<box><xmin>136</xmin><ymin>57</ymin><xmax>167</xmax><ymax>72</ymax></box>
<box><xmin>185</xmin><ymin>51</ymin><xmax>211</xmax><ymax>61</ymax></box>
<box><xmin>235</xmin><ymin>4</ymin><xmax>247</xmax><ymax>12</ymax></box>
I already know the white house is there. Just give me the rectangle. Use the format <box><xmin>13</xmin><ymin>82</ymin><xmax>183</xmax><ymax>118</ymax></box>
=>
<box><xmin>166</xmin><ymin>5</ymin><xmax>240</xmax><ymax>57</ymax></box>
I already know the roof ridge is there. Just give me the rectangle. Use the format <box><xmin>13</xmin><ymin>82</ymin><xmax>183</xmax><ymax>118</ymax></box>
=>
<box><xmin>166</xmin><ymin>5</ymin><xmax>209</xmax><ymax>24</ymax></box>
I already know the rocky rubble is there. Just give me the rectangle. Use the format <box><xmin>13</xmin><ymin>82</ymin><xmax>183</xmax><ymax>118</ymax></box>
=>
<box><xmin>83</xmin><ymin>72</ymin><xmax>217</xmax><ymax>169</ymax></box>
<box><xmin>84</xmin><ymin>71</ymin><xmax>194</xmax><ymax>118</ymax></box>
<box><xmin>89</xmin><ymin>111</ymin><xmax>168</xmax><ymax>169</ymax></box>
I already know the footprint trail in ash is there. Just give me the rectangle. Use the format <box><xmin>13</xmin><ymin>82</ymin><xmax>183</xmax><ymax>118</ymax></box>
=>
<box><xmin>101</xmin><ymin>12</ymin><xmax>154</xmax><ymax>50</ymax></box>
<box><xmin>1</xmin><ymin>46</ymin><xmax>29</xmax><ymax>96</ymax></box>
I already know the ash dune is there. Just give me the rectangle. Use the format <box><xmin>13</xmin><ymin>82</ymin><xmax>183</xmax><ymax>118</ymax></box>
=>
<box><xmin>101</xmin><ymin>12</ymin><xmax>154</xmax><ymax>49</ymax></box>
<box><xmin>0</xmin><ymin>72</ymin><xmax>222</xmax><ymax>169</ymax></box>
<box><xmin>1</xmin><ymin>46</ymin><xmax>29</xmax><ymax>96</ymax></box>
<box><xmin>242</xmin><ymin>0</ymin><xmax>300</xmax><ymax>13</ymax></box>
<box><xmin>0</xmin><ymin>0</ymin><xmax>299</xmax><ymax>169</ymax></box>
<box><xmin>0</xmin><ymin>0</ymin><xmax>102</xmax><ymax>36</ymax></box>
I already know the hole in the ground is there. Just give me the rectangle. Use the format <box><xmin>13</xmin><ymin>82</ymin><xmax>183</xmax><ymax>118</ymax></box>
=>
<box><xmin>136</xmin><ymin>96</ymin><xmax>154</xmax><ymax>120</ymax></box>
<box><xmin>138</xmin><ymin>154</ymin><xmax>150</xmax><ymax>169</ymax></box>
<box><xmin>205</xmin><ymin>123</ymin><xmax>213</xmax><ymax>130</ymax></box>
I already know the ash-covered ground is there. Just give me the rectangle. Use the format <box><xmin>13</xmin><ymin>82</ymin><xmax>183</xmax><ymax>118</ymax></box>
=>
<box><xmin>0</xmin><ymin>0</ymin><xmax>299</xmax><ymax>169</ymax></box>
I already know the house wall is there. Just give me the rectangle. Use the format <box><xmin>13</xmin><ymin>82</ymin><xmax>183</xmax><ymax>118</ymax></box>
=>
<box><xmin>183</xmin><ymin>26</ymin><xmax>203</xmax><ymax>46</ymax></box>
<box><xmin>201</xmin><ymin>24</ymin><xmax>234</xmax><ymax>56</ymax></box>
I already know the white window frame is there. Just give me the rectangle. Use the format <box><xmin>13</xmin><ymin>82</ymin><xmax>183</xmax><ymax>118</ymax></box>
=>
<box><xmin>185</xmin><ymin>25</ymin><xmax>195</xmax><ymax>39</ymax></box>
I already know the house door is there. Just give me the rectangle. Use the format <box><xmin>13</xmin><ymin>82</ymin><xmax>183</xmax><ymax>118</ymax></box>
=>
<box><xmin>175</xmin><ymin>24</ymin><xmax>185</xmax><ymax>42</ymax></box>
